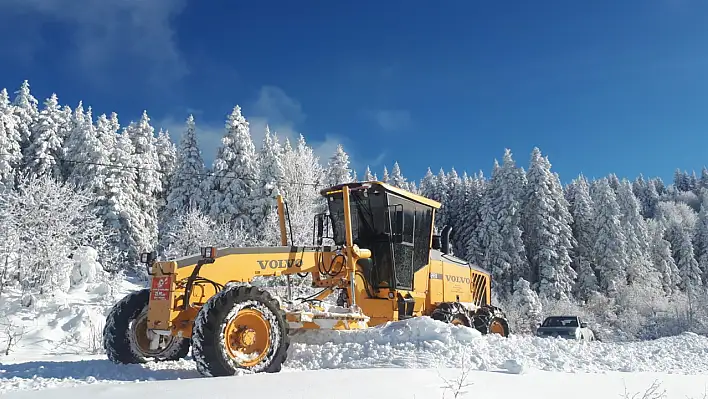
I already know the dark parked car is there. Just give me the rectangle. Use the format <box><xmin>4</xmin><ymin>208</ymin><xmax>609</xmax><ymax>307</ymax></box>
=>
<box><xmin>535</xmin><ymin>315</ymin><xmax>595</xmax><ymax>341</ymax></box>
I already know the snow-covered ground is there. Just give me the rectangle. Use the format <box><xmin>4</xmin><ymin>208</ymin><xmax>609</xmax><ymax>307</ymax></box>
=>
<box><xmin>4</xmin><ymin>368</ymin><xmax>708</xmax><ymax>399</ymax></box>
<box><xmin>3</xmin><ymin>316</ymin><xmax>708</xmax><ymax>397</ymax></box>
<box><xmin>2</xmin><ymin>259</ymin><xmax>708</xmax><ymax>398</ymax></box>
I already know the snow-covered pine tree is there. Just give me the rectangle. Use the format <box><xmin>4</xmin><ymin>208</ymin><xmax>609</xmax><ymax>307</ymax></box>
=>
<box><xmin>632</xmin><ymin>174</ymin><xmax>646</xmax><ymax>199</ymax></box>
<box><xmin>590</xmin><ymin>177</ymin><xmax>628</xmax><ymax>296</ymax></box>
<box><xmin>252</xmin><ymin>125</ymin><xmax>286</xmax><ymax>244</ymax></box>
<box><xmin>521</xmin><ymin>148</ymin><xmax>576</xmax><ymax>299</ymax></box>
<box><xmin>565</xmin><ymin>175</ymin><xmax>599</xmax><ymax>300</ymax></box>
<box><xmin>0</xmin><ymin>88</ymin><xmax>21</xmax><ymax>188</ymax></box>
<box><xmin>689</xmin><ymin>171</ymin><xmax>699</xmax><ymax>193</ymax></box>
<box><xmin>163</xmin><ymin>114</ymin><xmax>206</xmax><ymax>226</ymax></box>
<box><xmin>642</xmin><ymin>179</ymin><xmax>660</xmax><ymax>219</ymax></box>
<box><xmin>700</xmin><ymin>167</ymin><xmax>708</xmax><ymax>193</ymax></box>
<box><xmin>477</xmin><ymin>149</ymin><xmax>528</xmax><ymax>299</ymax></box>
<box><xmin>633</xmin><ymin>173</ymin><xmax>662</xmax><ymax>218</ymax></box>
<box><xmin>23</xmin><ymin>93</ymin><xmax>68</xmax><ymax>181</ymax></box>
<box><xmin>389</xmin><ymin>161</ymin><xmax>407</xmax><ymax>189</ymax></box>
<box><xmin>652</xmin><ymin>176</ymin><xmax>666</xmax><ymax>195</ymax></box>
<box><xmin>616</xmin><ymin>179</ymin><xmax>653</xmax><ymax>285</ymax></box>
<box><xmin>647</xmin><ymin>219</ymin><xmax>680</xmax><ymax>295</ymax></box>
<box><xmin>324</xmin><ymin>144</ymin><xmax>352</xmax><ymax>187</ymax></box>
<box><xmin>434</xmin><ymin>168</ymin><xmax>451</xmax><ymax>230</ymax></box>
<box><xmin>155</xmin><ymin>128</ymin><xmax>177</xmax><ymax>199</ymax></box>
<box><xmin>607</xmin><ymin>173</ymin><xmax>621</xmax><ymax>194</ymax></box>
<box><xmin>381</xmin><ymin>166</ymin><xmax>390</xmax><ymax>183</ymax></box>
<box><xmin>419</xmin><ymin>167</ymin><xmax>435</xmax><ymax>196</ymax></box>
<box><xmin>59</xmin><ymin>104</ymin><xmax>73</xmax><ymax>146</ymax></box>
<box><xmin>457</xmin><ymin>172</ymin><xmax>485</xmax><ymax>263</ymax></box>
<box><xmin>62</xmin><ymin>101</ymin><xmax>86</xmax><ymax>179</ymax></box>
<box><xmin>96</xmin><ymin>113</ymin><xmax>118</xmax><ymax>160</ymax></box>
<box><xmin>675</xmin><ymin>227</ymin><xmax>701</xmax><ymax>293</ymax></box>
<box><xmin>65</xmin><ymin>106</ymin><xmax>108</xmax><ymax>193</ymax></box>
<box><xmin>96</xmin><ymin>131</ymin><xmax>142</xmax><ymax>266</ymax></box>
<box><xmin>695</xmin><ymin>192</ymin><xmax>708</xmax><ymax>281</ymax></box>
<box><xmin>204</xmin><ymin>105</ymin><xmax>260</xmax><ymax>230</ymax></box>
<box><xmin>419</xmin><ymin>167</ymin><xmax>447</xmax><ymax>230</ymax></box>
<box><xmin>674</xmin><ymin>169</ymin><xmax>690</xmax><ymax>192</ymax></box>
<box><xmin>458</xmin><ymin>171</ymin><xmax>487</xmax><ymax>265</ymax></box>
<box><xmin>508</xmin><ymin>277</ymin><xmax>543</xmax><ymax>334</ymax></box>
<box><xmin>12</xmin><ymin>80</ymin><xmax>38</xmax><ymax>159</ymax></box>
<box><xmin>123</xmin><ymin>111</ymin><xmax>162</xmax><ymax>254</ymax></box>
<box><xmin>407</xmin><ymin>180</ymin><xmax>418</xmax><ymax>194</ymax></box>
<box><xmin>363</xmin><ymin>165</ymin><xmax>375</xmax><ymax>181</ymax></box>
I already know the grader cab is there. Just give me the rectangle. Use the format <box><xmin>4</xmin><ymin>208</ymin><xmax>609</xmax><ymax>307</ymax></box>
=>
<box><xmin>102</xmin><ymin>181</ymin><xmax>509</xmax><ymax>377</ymax></box>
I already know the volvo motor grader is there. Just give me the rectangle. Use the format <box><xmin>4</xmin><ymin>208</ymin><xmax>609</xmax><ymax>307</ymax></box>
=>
<box><xmin>102</xmin><ymin>181</ymin><xmax>510</xmax><ymax>377</ymax></box>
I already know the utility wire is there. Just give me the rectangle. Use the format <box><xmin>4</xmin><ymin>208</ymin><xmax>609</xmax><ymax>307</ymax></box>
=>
<box><xmin>0</xmin><ymin>152</ymin><xmax>324</xmax><ymax>187</ymax></box>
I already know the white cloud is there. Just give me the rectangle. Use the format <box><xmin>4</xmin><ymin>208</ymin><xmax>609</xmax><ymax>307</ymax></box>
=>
<box><xmin>0</xmin><ymin>0</ymin><xmax>188</xmax><ymax>88</ymax></box>
<box><xmin>372</xmin><ymin>109</ymin><xmax>412</xmax><ymax>132</ymax></box>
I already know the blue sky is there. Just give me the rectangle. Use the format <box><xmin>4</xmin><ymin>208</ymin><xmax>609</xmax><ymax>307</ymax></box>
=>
<box><xmin>1</xmin><ymin>0</ymin><xmax>707</xmax><ymax>185</ymax></box>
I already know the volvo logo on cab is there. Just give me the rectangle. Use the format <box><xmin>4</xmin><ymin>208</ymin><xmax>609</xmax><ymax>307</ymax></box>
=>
<box><xmin>445</xmin><ymin>275</ymin><xmax>471</xmax><ymax>284</ymax></box>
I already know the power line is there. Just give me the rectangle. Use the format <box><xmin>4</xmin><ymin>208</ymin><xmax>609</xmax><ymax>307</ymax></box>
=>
<box><xmin>0</xmin><ymin>152</ymin><xmax>324</xmax><ymax>188</ymax></box>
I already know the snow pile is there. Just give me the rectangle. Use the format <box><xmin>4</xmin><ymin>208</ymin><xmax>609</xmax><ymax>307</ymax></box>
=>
<box><xmin>0</xmin><ymin>247</ymin><xmax>139</xmax><ymax>360</ymax></box>
<box><xmin>286</xmin><ymin>317</ymin><xmax>708</xmax><ymax>374</ymax></box>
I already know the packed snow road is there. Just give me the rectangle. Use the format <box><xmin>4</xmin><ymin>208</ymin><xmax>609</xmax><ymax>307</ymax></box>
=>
<box><xmin>2</xmin><ymin>317</ymin><xmax>708</xmax><ymax>395</ymax></box>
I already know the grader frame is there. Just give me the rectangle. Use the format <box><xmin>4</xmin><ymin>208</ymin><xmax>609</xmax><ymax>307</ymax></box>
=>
<box><xmin>102</xmin><ymin>181</ymin><xmax>509</xmax><ymax>377</ymax></box>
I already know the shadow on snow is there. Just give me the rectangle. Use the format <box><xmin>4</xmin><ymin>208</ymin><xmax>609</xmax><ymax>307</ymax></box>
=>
<box><xmin>0</xmin><ymin>359</ymin><xmax>202</xmax><ymax>382</ymax></box>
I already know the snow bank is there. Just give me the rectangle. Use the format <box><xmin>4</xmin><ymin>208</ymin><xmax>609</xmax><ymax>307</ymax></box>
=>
<box><xmin>0</xmin><ymin>248</ymin><xmax>142</xmax><ymax>360</ymax></box>
<box><xmin>285</xmin><ymin>316</ymin><xmax>708</xmax><ymax>374</ymax></box>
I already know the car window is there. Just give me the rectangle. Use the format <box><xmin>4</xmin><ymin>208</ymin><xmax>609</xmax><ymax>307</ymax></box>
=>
<box><xmin>542</xmin><ymin>317</ymin><xmax>578</xmax><ymax>327</ymax></box>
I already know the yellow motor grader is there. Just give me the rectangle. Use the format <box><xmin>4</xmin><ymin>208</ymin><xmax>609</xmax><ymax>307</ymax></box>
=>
<box><xmin>102</xmin><ymin>181</ymin><xmax>509</xmax><ymax>377</ymax></box>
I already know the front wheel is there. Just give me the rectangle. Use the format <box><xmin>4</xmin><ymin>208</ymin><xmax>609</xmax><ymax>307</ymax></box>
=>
<box><xmin>190</xmin><ymin>285</ymin><xmax>290</xmax><ymax>377</ymax></box>
<box><xmin>103</xmin><ymin>289</ymin><xmax>190</xmax><ymax>364</ymax></box>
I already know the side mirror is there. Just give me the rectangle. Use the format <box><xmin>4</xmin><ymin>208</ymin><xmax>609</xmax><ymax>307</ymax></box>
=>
<box><xmin>391</xmin><ymin>210</ymin><xmax>404</xmax><ymax>243</ymax></box>
<box><xmin>139</xmin><ymin>251</ymin><xmax>155</xmax><ymax>264</ymax></box>
<box><xmin>580</xmin><ymin>322</ymin><xmax>587</xmax><ymax>328</ymax></box>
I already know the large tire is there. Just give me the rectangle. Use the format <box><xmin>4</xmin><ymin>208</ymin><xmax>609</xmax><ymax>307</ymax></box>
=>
<box><xmin>103</xmin><ymin>289</ymin><xmax>190</xmax><ymax>364</ymax></box>
<box><xmin>472</xmin><ymin>305</ymin><xmax>510</xmax><ymax>337</ymax></box>
<box><xmin>191</xmin><ymin>285</ymin><xmax>290</xmax><ymax>377</ymax></box>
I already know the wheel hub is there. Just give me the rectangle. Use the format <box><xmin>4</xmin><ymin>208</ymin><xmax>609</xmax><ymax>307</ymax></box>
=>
<box><xmin>232</xmin><ymin>327</ymin><xmax>257</xmax><ymax>348</ymax></box>
<box><xmin>489</xmin><ymin>319</ymin><xmax>506</xmax><ymax>335</ymax></box>
<box><xmin>224</xmin><ymin>308</ymin><xmax>271</xmax><ymax>367</ymax></box>
<box><xmin>129</xmin><ymin>310</ymin><xmax>176</xmax><ymax>357</ymax></box>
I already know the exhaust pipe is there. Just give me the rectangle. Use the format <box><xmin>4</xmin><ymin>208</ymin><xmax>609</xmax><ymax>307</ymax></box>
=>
<box><xmin>441</xmin><ymin>225</ymin><xmax>452</xmax><ymax>255</ymax></box>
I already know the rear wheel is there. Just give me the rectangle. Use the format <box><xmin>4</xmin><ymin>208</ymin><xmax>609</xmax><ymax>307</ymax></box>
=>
<box><xmin>103</xmin><ymin>289</ymin><xmax>190</xmax><ymax>364</ymax></box>
<box><xmin>472</xmin><ymin>305</ymin><xmax>510</xmax><ymax>337</ymax></box>
<box><xmin>191</xmin><ymin>285</ymin><xmax>290</xmax><ymax>377</ymax></box>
